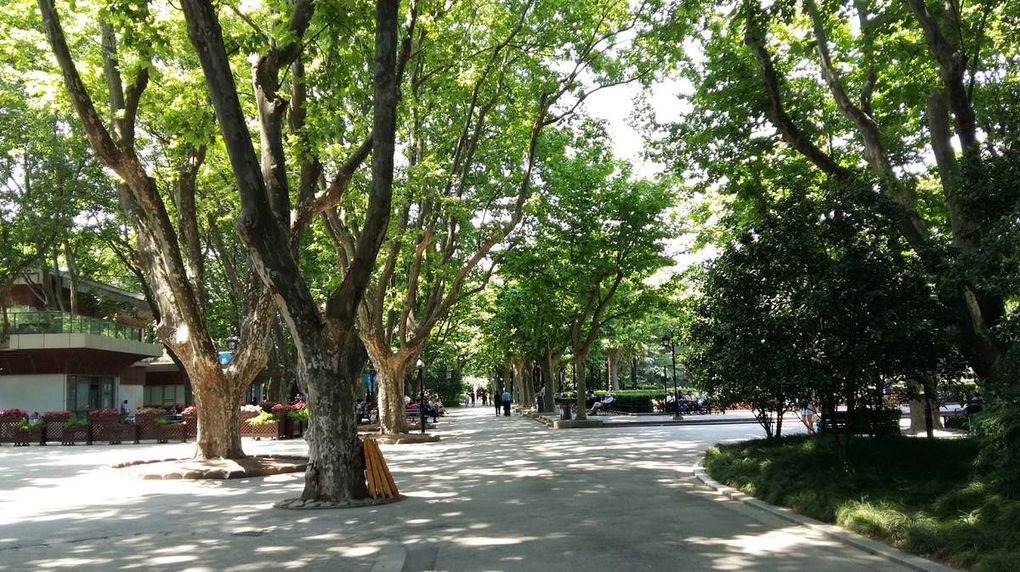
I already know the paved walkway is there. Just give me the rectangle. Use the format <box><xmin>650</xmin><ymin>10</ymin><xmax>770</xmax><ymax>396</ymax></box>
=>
<box><xmin>0</xmin><ymin>407</ymin><xmax>928</xmax><ymax>571</ymax></box>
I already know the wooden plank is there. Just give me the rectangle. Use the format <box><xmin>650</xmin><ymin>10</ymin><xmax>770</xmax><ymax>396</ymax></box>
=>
<box><xmin>365</xmin><ymin>438</ymin><xmax>388</xmax><ymax>498</ymax></box>
<box><xmin>363</xmin><ymin>438</ymin><xmax>380</xmax><ymax>497</ymax></box>
<box><xmin>373</xmin><ymin>439</ymin><xmax>398</xmax><ymax>498</ymax></box>
<box><xmin>371</xmin><ymin>440</ymin><xmax>395</xmax><ymax>498</ymax></box>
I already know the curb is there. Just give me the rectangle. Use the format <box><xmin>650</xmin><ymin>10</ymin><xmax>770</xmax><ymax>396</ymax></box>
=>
<box><xmin>691</xmin><ymin>464</ymin><xmax>956</xmax><ymax>572</ymax></box>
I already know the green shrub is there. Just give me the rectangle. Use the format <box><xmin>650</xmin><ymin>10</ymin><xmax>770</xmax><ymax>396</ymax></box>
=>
<box><xmin>705</xmin><ymin>434</ymin><xmax>1020</xmax><ymax>569</ymax></box>
<box><xmin>973</xmin><ymin>405</ymin><xmax>1020</xmax><ymax>498</ymax></box>
<box><xmin>64</xmin><ymin>417</ymin><xmax>88</xmax><ymax>429</ymax></box>
<box><xmin>16</xmin><ymin>418</ymin><xmax>43</xmax><ymax>431</ymax></box>
<box><xmin>592</xmin><ymin>389</ymin><xmax>663</xmax><ymax>413</ymax></box>
<box><xmin>247</xmin><ymin>411</ymin><xmax>276</xmax><ymax>426</ymax></box>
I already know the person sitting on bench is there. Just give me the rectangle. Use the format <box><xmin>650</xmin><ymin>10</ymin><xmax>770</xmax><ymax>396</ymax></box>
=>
<box><xmin>589</xmin><ymin>394</ymin><xmax>616</xmax><ymax>416</ymax></box>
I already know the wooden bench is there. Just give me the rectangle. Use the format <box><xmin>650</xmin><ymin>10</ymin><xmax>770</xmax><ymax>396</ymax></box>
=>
<box><xmin>405</xmin><ymin>405</ymin><xmax>419</xmax><ymax>420</ymax></box>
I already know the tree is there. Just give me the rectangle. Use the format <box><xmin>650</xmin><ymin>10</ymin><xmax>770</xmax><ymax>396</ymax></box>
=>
<box><xmin>178</xmin><ymin>0</ymin><xmax>410</xmax><ymax>504</ymax></box>
<box><xmin>338</xmin><ymin>0</ymin><xmax>658</xmax><ymax>434</ymax></box>
<box><xmin>35</xmin><ymin>0</ymin><xmax>274</xmax><ymax>459</ymax></box>
<box><xmin>685</xmin><ymin>183</ymin><xmax>956</xmax><ymax>446</ymax></box>
<box><xmin>654</xmin><ymin>0</ymin><xmax>1020</xmax><ymax>387</ymax></box>
<box><xmin>499</xmin><ymin>123</ymin><xmax>675</xmax><ymax>421</ymax></box>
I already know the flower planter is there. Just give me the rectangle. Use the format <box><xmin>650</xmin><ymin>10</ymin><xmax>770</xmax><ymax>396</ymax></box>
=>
<box><xmin>249</xmin><ymin>421</ymin><xmax>278</xmax><ymax>440</ymax></box>
<box><xmin>91</xmin><ymin>417</ymin><xmax>134</xmax><ymax>444</ymax></box>
<box><xmin>61</xmin><ymin>426</ymin><xmax>89</xmax><ymax>445</ymax></box>
<box><xmin>154</xmin><ymin>423</ymin><xmax>186</xmax><ymax>443</ymax></box>
<box><xmin>276</xmin><ymin>415</ymin><xmax>291</xmax><ymax>439</ymax></box>
<box><xmin>136</xmin><ymin>412</ymin><xmax>162</xmax><ymax>441</ymax></box>
<box><xmin>0</xmin><ymin>418</ymin><xmax>23</xmax><ymax>444</ymax></box>
<box><xmin>183</xmin><ymin>413</ymin><xmax>197</xmax><ymax>439</ymax></box>
<box><xmin>42</xmin><ymin>418</ymin><xmax>69</xmax><ymax>444</ymax></box>
<box><xmin>239</xmin><ymin>411</ymin><xmax>259</xmax><ymax>437</ymax></box>
<box><xmin>14</xmin><ymin>427</ymin><xmax>41</xmax><ymax>447</ymax></box>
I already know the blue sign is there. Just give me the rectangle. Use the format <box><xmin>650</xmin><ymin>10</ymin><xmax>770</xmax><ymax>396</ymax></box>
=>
<box><xmin>363</xmin><ymin>371</ymin><xmax>376</xmax><ymax>393</ymax></box>
<box><xmin>218</xmin><ymin>351</ymin><xmax>233</xmax><ymax>366</ymax></box>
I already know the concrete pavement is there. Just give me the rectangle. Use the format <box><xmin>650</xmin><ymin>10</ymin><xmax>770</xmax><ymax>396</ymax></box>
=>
<box><xmin>0</xmin><ymin>407</ymin><xmax>937</xmax><ymax>571</ymax></box>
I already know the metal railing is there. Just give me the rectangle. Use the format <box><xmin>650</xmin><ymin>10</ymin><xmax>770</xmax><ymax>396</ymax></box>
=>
<box><xmin>3</xmin><ymin>310</ymin><xmax>147</xmax><ymax>342</ymax></box>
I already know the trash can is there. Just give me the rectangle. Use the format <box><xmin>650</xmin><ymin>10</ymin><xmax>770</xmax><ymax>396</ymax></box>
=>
<box><xmin>556</xmin><ymin>399</ymin><xmax>573</xmax><ymax>420</ymax></box>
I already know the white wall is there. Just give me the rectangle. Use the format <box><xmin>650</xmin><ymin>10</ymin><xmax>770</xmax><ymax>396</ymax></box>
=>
<box><xmin>0</xmin><ymin>374</ymin><xmax>66</xmax><ymax>414</ymax></box>
<box><xmin>120</xmin><ymin>384</ymin><xmax>143</xmax><ymax>412</ymax></box>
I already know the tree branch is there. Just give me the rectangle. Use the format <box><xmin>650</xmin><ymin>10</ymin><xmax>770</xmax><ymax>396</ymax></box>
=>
<box><xmin>742</xmin><ymin>0</ymin><xmax>850</xmax><ymax>180</ymax></box>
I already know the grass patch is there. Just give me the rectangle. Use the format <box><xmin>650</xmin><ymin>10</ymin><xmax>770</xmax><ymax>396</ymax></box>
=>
<box><xmin>704</xmin><ymin>435</ymin><xmax>1020</xmax><ymax>570</ymax></box>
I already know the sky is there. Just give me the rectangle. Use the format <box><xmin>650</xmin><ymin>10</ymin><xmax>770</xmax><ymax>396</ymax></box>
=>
<box><xmin>580</xmin><ymin>78</ymin><xmax>717</xmax><ymax>275</ymax></box>
<box><xmin>583</xmin><ymin>78</ymin><xmax>690</xmax><ymax>177</ymax></box>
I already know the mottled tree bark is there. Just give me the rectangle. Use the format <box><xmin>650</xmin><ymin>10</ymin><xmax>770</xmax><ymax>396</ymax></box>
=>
<box><xmin>542</xmin><ymin>347</ymin><xmax>557</xmax><ymax>413</ymax></box>
<box><xmin>607</xmin><ymin>348</ymin><xmax>620</xmax><ymax>391</ymax></box>
<box><xmin>39</xmin><ymin>0</ymin><xmax>271</xmax><ymax>460</ymax></box>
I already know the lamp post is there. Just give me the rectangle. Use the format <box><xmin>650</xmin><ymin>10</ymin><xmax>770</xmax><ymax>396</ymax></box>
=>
<box><xmin>663</xmin><ymin>333</ymin><xmax>679</xmax><ymax>419</ymax></box>
<box><xmin>662</xmin><ymin>366</ymin><xmax>668</xmax><ymax>413</ymax></box>
<box><xmin>417</xmin><ymin>358</ymin><xmax>426</xmax><ymax>435</ymax></box>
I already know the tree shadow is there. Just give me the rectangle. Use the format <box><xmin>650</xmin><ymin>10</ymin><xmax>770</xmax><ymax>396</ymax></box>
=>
<box><xmin>0</xmin><ymin>409</ymin><xmax>900</xmax><ymax>571</ymax></box>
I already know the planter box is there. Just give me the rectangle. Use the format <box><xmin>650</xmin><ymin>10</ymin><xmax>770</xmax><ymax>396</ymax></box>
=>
<box><xmin>239</xmin><ymin>412</ymin><xmax>259</xmax><ymax>437</ymax></box>
<box><xmin>42</xmin><ymin>418</ymin><xmax>69</xmax><ymax>443</ymax></box>
<box><xmin>286</xmin><ymin>418</ymin><xmax>305</xmax><ymax>438</ymax></box>
<box><xmin>61</xmin><ymin>426</ymin><xmax>89</xmax><ymax>445</ymax></box>
<box><xmin>248</xmin><ymin>421</ymin><xmax>278</xmax><ymax>440</ymax></box>
<box><xmin>275</xmin><ymin>414</ymin><xmax>291</xmax><ymax>439</ymax></box>
<box><xmin>14</xmin><ymin>427</ymin><xmax>42</xmax><ymax>446</ymax></box>
<box><xmin>154</xmin><ymin>423</ymin><xmax>186</xmax><ymax>443</ymax></box>
<box><xmin>183</xmin><ymin>413</ymin><xmax>197</xmax><ymax>439</ymax></box>
<box><xmin>0</xmin><ymin>419</ymin><xmax>21</xmax><ymax>443</ymax></box>
<box><xmin>91</xmin><ymin>418</ymin><xmax>134</xmax><ymax>444</ymax></box>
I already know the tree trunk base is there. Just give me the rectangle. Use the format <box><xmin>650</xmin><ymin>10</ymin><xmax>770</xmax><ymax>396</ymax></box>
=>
<box><xmin>274</xmin><ymin>495</ymin><xmax>404</xmax><ymax>510</ymax></box>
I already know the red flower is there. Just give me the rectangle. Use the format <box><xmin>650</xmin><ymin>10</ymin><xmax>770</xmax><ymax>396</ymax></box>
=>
<box><xmin>89</xmin><ymin>408</ymin><xmax>120</xmax><ymax>418</ymax></box>
<box><xmin>0</xmin><ymin>408</ymin><xmax>27</xmax><ymax>419</ymax></box>
<box><xmin>43</xmin><ymin>410</ymin><xmax>73</xmax><ymax>419</ymax></box>
<box><xmin>271</xmin><ymin>404</ymin><xmax>291</xmax><ymax>412</ymax></box>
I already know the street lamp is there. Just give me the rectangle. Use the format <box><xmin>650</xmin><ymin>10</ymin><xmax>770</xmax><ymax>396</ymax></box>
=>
<box><xmin>662</xmin><ymin>366</ymin><xmax>669</xmax><ymax>414</ymax></box>
<box><xmin>663</xmin><ymin>333</ymin><xmax>679</xmax><ymax>419</ymax></box>
<box><xmin>417</xmin><ymin>358</ymin><xmax>426</xmax><ymax>435</ymax></box>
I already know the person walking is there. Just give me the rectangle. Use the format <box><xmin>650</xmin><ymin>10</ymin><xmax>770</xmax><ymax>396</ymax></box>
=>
<box><xmin>502</xmin><ymin>388</ymin><xmax>512</xmax><ymax>417</ymax></box>
<box><xmin>495</xmin><ymin>387</ymin><xmax>503</xmax><ymax>416</ymax></box>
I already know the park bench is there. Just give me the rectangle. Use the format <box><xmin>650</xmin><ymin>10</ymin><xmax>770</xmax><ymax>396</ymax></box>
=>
<box><xmin>820</xmin><ymin>409</ymin><xmax>900</xmax><ymax>436</ymax></box>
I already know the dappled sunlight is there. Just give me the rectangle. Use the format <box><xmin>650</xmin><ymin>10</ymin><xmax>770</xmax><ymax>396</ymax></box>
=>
<box><xmin>455</xmin><ymin>535</ymin><xmax>540</xmax><ymax>546</ymax></box>
<box><xmin>0</xmin><ymin>407</ymin><xmax>909</xmax><ymax>570</ymax></box>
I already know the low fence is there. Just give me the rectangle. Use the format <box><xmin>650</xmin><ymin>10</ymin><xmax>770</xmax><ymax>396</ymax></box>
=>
<box><xmin>0</xmin><ymin>412</ymin><xmax>306</xmax><ymax>447</ymax></box>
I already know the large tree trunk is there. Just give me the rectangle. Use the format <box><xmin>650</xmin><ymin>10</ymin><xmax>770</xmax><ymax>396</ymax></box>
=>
<box><xmin>193</xmin><ymin>367</ymin><xmax>244</xmax><ymax>459</ymax></box>
<box><xmin>574</xmin><ymin>351</ymin><xmax>588</xmax><ymax>421</ymax></box>
<box><xmin>907</xmin><ymin>379</ymin><xmax>943</xmax><ymax>435</ymax></box>
<box><xmin>607</xmin><ymin>348</ymin><xmax>620</xmax><ymax>391</ymax></box>
<box><xmin>542</xmin><ymin>347</ymin><xmax>557</xmax><ymax>413</ymax></box>
<box><xmin>300</xmin><ymin>337</ymin><xmax>369</xmax><ymax>503</ymax></box>
<box><xmin>629</xmin><ymin>354</ymin><xmax>638</xmax><ymax>389</ymax></box>
<box><xmin>375</xmin><ymin>358</ymin><xmax>410</xmax><ymax>435</ymax></box>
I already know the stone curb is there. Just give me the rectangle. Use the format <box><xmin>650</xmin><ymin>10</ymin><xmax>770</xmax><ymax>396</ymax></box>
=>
<box><xmin>691</xmin><ymin>464</ymin><xmax>956</xmax><ymax>572</ymax></box>
<box><xmin>114</xmin><ymin>455</ymin><xmax>309</xmax><ymax>480</ymax></box>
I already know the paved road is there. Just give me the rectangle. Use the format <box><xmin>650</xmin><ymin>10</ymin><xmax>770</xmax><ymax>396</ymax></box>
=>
<box><xmin>0</xmin><ymin>407</ymin><xmax>918</xmax><ymax>571</ymax></box>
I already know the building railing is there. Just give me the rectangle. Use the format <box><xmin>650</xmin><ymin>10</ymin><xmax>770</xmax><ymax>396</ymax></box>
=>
<box><xmin>3</xmin><ymin>310</ymin><xmax>147</xmax><ymax>343</ymax></box>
